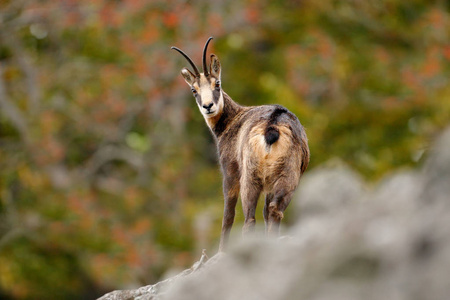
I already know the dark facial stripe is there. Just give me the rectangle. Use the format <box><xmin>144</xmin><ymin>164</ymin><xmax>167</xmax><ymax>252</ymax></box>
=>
<box><xmin>212</xmin><ymin>89</ymin><xmax>221</xmax><ymax>104</ymax></box>
<box><xmin>194</xmin><ymin>93</ymin><xmax>202</xmax><ymax>106</ymax></box>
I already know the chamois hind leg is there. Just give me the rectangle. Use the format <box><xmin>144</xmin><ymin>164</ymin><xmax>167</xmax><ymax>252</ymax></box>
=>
<box><xmin>219</xmin><ymin>177</ymin><xmax>240</xmax><ymax>252</ymax></box>
<box><xmin>267</xmin><ymin>187</ymin><xmax>295</xmax><ymax>236</ymax></box>
<box><xmin>240</xmin><ymin>180</ymin><xmax>262</xmax><ymax>237</ymax></box>
<box><xmin>263</xmin><ymin>193</ymin><xmax>274</xmax><ymax>234</ymax></box>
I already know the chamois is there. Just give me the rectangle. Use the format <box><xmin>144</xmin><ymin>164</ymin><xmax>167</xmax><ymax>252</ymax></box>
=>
<box><xmin>172</xmin><ymin>37</ymin><xmax>310</xmax><ymax>251</ymax></box>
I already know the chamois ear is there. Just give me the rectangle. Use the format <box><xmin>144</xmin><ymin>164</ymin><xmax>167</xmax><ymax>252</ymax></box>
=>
<box><xmin>181</xmin><ymin>68</ymin><xmax>196</xmax><ymax>86</ymax></box>
<box><xmin>210</xmin><ymin>54</ymin><xmax>221</xmax><ymax>79</ymax></box>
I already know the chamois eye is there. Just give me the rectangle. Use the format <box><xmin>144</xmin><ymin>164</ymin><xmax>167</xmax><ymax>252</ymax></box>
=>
<box><xmin>215</xmin><ymin>80</ymin><xmax>221</xmax><ymax>90</ymax></box>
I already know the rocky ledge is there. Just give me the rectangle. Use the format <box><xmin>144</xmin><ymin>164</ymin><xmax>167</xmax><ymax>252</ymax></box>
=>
<box><xmin>99</xmin><ymin>127</ymin><xmax>450</xmax><ymax>300</ymax></box>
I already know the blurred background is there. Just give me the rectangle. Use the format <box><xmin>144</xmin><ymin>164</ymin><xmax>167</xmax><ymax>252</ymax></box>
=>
<box><xmin>0</xmin><ymin>0</ymin><xmax>449</xmax><ymax>299</ymax></box>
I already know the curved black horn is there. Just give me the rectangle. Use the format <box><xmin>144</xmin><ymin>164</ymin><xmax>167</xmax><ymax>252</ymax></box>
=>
<box><xmin>202</xmin><ymin>37</ymin><xmax>213</xmax><ymax>76</ymax></box>
<box><xmin>171</xmin><ymin>46</ymin><xmax>200</xmax><ymax>77</ymax></box>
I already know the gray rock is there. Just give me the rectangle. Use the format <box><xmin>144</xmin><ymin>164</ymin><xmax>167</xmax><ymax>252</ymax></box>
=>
<box><xmin>99</xmin><ymin>127</ymin><xmax>450</xmax><ymax>300</ymax></box>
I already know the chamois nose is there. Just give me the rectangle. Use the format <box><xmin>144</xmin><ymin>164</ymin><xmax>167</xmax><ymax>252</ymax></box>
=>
<box><xmin>203</xmin><ymin>103</ymin><xmax>213</xmax><ymax>110</ymax></box>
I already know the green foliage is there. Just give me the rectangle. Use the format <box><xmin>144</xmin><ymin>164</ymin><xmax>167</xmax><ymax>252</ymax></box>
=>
<box><xmin>0</xmin><ymin>0</ymin><xmax>449</xmax><ymax>298</ymax></box>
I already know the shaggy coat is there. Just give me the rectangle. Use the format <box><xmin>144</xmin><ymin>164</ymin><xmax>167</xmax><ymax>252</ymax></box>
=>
<box><xmin>210</xmin><ymin>92</ymin><xmax>309</xmax><ymax>250</ymax></box>
<box><xmin>172</xmin><ymin>38</ymin><xmax>310</xmax><ymax>251</ymax></box>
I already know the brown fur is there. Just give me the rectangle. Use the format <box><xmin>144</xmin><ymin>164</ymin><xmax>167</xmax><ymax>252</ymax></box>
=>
<box><xmin>211</xmin><ymin>93</ymin><xmax>310</xmax><ymax>251</ymax></box>
<box><xmin>173</xmin><ymin>39</ymin><xmax>310</xmax><ymax>252</ymax></box>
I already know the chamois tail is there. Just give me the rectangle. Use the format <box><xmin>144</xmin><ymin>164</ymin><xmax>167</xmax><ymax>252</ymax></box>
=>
<box><xmin>264</xmin><ymin>126</ymin><xmax>280</xmax><ymax>145</ymax></box>
<box><xmin>264</xmin><ymin>105</ymin><xmax>287</xmax><ymax>145</ymax></box>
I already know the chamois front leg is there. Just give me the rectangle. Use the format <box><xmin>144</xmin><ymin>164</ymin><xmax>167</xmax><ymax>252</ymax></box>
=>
<box><xmin>218</xmin><ymin>177</ymin><xmax>239</xmax><ymax>252</ymax></box>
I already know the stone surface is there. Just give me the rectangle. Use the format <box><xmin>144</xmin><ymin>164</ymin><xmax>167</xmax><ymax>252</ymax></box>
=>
<box><xmin>99</xmin><ymin>127</ymin><xmax>450</xmax><ymax>300</ymax></box>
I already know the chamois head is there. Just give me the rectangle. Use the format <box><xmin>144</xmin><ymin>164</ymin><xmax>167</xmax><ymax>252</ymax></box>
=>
<box><xmin>172</xmin><ymin>37</ymin><xmax>223</xmax><ymax>119</ymax></box>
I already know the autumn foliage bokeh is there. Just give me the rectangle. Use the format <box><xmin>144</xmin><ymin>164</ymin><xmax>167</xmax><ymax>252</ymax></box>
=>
<box><xmin>0</xmin><ymin>0</ymin><xmax>449</xmax><ymax>299</ymax></box>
